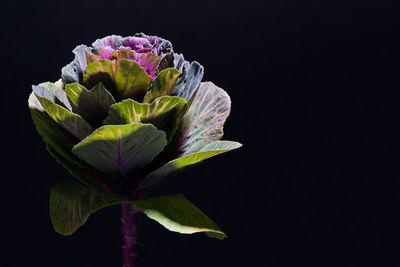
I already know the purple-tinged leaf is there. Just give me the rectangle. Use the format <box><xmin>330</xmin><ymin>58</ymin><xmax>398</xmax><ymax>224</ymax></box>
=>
<box><xmin>83</xmin><ymin>59</ymin><xmax>152</xmax><ymax>102</ymax></box>
<box><xmin>133</xmin><ymin>193</ymin><xmax>227</xmax><ymax>239</ymax></box>
<box><xmin>50</xmin><ymin>181</ymin><xmax>127</xmax><ymax>235</ymax></box>
<box><xmin>65</xmin><ymin>83</ymin><xmax>116</xmax><ymax>128</ymax></box>
<box><xmin>72</xmin><ymin>124</ymin><xmax>167</xmax><ymax>180</ymax></box>
<box><xmin>29</xmin><ymin>93</ymin><xmax>115</xmax><ymax>191</ymax></box>
<box><xmin>92</xmin><ymin>35</ymin><xmax>122</xmax><ymax>50</ymax></box>
<box><xmin>85</xmin><ymin>51</ymin><xmax>101</xmax><ymax>64</ymax></box>
<box><xmin>143</xmin><ymin>68</ymin><xmax>184</xmax><ymax>103</ymax></box>
<box><xmin>35</xmin><ymin>94</ymin><xmax>94</xmax><ymax>140</ymax></box>
<box><xmin>132</xmin><ymin>33</ymin><xmax>173</xmax><ymax>56</ymax></box>
<box><xmin>103</xmin><ymin>96</ymin><xmax>186</xmax><ymax>141</ymax></box>
<box><xmin>176</xmin><ymin>82</ymin><xmax>231</xmax><ymax>155</ymax></box>
<box><xmin>140</xmin><ymin>141</ymin><xmax>241</xmax><ymax>189</ymax></box>
<box><xmin>120</xmin><ymin>36</ymin><xmax>153</xmax><ymax>53</ymax></box>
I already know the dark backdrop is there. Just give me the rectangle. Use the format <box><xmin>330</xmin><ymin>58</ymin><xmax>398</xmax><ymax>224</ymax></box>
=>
<box><xmin>2</xmin><ymin>0</ymin><xmax>400</xmax><ymax>266</ymax></box>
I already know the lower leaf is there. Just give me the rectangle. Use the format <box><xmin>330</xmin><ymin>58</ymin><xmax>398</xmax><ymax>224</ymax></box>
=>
<box><xmin>50</xmin><ymin>181</ymin><xmax>127</xmax><ymax>235</ymax></box>
<box><xmin>134</xmin><ymin>194</ymin><xmax>227</xmax><ymax>239</ymax></box>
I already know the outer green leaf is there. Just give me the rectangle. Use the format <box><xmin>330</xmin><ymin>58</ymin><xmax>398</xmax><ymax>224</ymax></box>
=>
<box><xmin>176</xmin><ymin>82</ymin><xmax>231</xmax><ymax>155</ymax></box>
<box><xmin>134</xmin><ymin>194</ymin><xmax>227</xmax><ymax>239</ymax></box>
<box><xmin>140</xmin><ymin>141</ymin><xmax>242</xmax><ymax>189</ymax></box>
<box><xmin>103</xmin><ymin>96</ymin><xmax>186</xmax><ymax>140</ymax></box>
<box><xmin>143</xmin><ymin>68</ymin><xmax>183</xmax><ymax>103</ymax></box>
<box><xmin>72</xmin><ymin>124</ymin><xmax>167</xmax><ymax>179</ymax></box>
<box><xmin>35</xmin><ymin>94</ymin><xmax>93</xmax><ymax>140</ymax></box>
<box><xmin>29</xmin><ymin>93</ymin><xmax>113</xmax><ymax>191</ymax></box>
<box><xmin>46</xmin><ymin>145</ymin><xmax>115</xmax><ymax>192</ymax></box>
<box><xmin>65</xmin><ymin>83</ymin><xmax>116</xmax><ymax>128</ymax></box>
<box><xmin>83</xmin><ymin>59</ymin><xmax>152</xmax><ymax>101</ymax></box>
<box><xmin>50</xmin><ymin>181</ymin><xmax>127</xmax><ymax>235</ymax></box>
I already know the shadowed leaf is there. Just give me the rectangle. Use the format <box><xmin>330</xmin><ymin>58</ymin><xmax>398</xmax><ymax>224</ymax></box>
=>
<box><xmin>50</xmin><ymin>181</ymin><xmax>127</xmax><ymax>235</ymax></box>
<box><xmin>103</xmin><ymin>96</ymin><xmax>186</xmax><ymax>141</ymax></box>
<box><xmin>65</xmin><ymin>83</ymin><xmax>116</xmax><ymax>128</ymax></box>
<box><xmin>29</xmin><ymin>93</ymin><xmax>113</xmax><ymax>191</ymax></box>
<box><xmin>35</xmin><ymin>94</ymin><xmax>93</xmax><ymax>140</ymax></box>
<box><xmin>143</xmin><ymin>68</ymin><xmax>183</xmax><ymax>103</ymax></box>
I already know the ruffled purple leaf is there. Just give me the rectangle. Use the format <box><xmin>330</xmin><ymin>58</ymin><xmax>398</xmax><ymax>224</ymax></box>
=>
<box><xmin>92</xmin><ymin>35</ymin><xmax>122</xmax><ymax>50</ymax></box>
<box><xmin>97</xmin><ymin>49</ymin><xmax>161</xmax><ymax>79</ymax></box>
<box><xmin>133</xmin><ymin>33</ymin><xmax>173</xmax><ymax>56</ymax></box>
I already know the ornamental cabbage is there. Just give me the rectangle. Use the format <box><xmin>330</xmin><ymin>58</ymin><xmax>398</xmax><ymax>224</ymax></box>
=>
<box><xmin>28</xmin><ymin>33</ymin><xmax>241</xmax><ymax>267</ymax></box>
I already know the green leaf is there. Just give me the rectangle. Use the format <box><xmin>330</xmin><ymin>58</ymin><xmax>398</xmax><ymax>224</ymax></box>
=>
<box><xmin>176</xmin><ymin>82</ymin><xmax>231</xmax><ymax>155</ymax></box>
<box><xmin>83</xmin><ymin>59</ymin><xmax>152</xmax><ymax>101</ymax></box>
<box><xmin>108</xmin><ymin>50</ymin><xmax>161</xmax><ymax>79</ymax></box>
<box><xmin>46</xmin><ymin>145</ymin><xmax>115</xmax><ymax>192</ymax></box>
<box><xmin>72</xmin><ymin>124</ymin><xmax>167</xmax><ymax>179</ymax></box>
<box><xmin>143</xmin><ymin>68</ymin><xmax>183</xmax><ymax>103</ymax></box>
<box><xmin>50</xmin><ymin>181</ymin><xmax>127</xmax><ymax>235</ymax></box>
<box><xmin>29</xmin><ymin>93</ymin><xmax>113</xmax><ymax>191</ymax></box>
<box><xmin>65</xmin><ymin>83</ymin><xmax>116</xmax><ymax>128</ymax></box>
<box><xmin>134</xmin><ymin>194</ymin><xmax>227</xmax><ymax>239</ymax></box>
<box><xmin>103</xmin><ymin>96</ymin><xmax>186</xmax><ymax>141</ymax></box>
<box><xmin>35</xmin><ymin>93</ymin><xmax>94</xmax><ymax>140</ymax></box>
<box><xmin>140</xmin><ymin>141</ymin><xmax>242</xmax><ymax>189</ymax></box>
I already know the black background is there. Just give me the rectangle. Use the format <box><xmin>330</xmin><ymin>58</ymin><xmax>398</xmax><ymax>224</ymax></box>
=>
<box><xmin>2</xmin><ymin>0</ymin><xmax>400</xmax><ymax>266</ymax></box>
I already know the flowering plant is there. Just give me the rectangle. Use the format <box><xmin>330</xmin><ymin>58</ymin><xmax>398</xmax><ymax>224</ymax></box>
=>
<box><xmin>28</xmin><ymin>33</ymin><xmax>241</xmax><ymax>267</ymax></box>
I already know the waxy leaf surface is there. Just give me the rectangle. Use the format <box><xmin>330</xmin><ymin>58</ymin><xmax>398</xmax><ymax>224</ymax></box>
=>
<box><xmin>176</xmin><ymin>82</ymin><xmax>231</xmax><ymax>155</ymax></box>
<box><xmin>72</xmin><ymin>124</ymin><xmax>167</xmax><ymax>179</ymax></box>
<box><xmin>143</xmin><ymin>68</ymin><xmax>183</xmax><ymax>103</ymax></box>
<box><xmin>83</xmin><ymin>59</ymin><xmax>152</xmax><ymax>101</ymax></box>
<box><xmin>99</xmin><ymin>50</ymin><xmax>161</xmax><ymax>79</ymax></box>
<box><xmin>35</xmin><ymin>94</ymin><xmax>93</xmax><ymax>140</ymax></box>
<box><xmin>103</xmin><ymin>96</ymin><xmax>186</xmax><ymax>140</ymax></box>
<box><xmin>134</xmin><ymin>194</ymin><xmax>226</xmax><ymax>239</ymax></box>
<box><xmin>140</xmin><ymin>141</ymin><xmax>242</xmax><ymax>189</ymax></box>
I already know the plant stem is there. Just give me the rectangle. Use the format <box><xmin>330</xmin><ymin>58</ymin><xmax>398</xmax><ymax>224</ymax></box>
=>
<box><xmin>121</xmin><ymin>203</ymin><xmax>138</xmax><ymax>267</ymax></box>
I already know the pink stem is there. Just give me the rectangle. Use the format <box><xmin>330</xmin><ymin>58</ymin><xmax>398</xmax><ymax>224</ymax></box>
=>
<box><xmin>121</xmin><ymin>203</ymin><xmax>138</xmax><ymax>267</ymax></box>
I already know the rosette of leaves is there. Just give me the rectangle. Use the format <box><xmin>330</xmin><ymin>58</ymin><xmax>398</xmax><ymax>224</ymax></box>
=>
<box><xmin>28</xmin><ymin>33</ymin><xmax>241</xmax><ymax>267</ymax></box>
